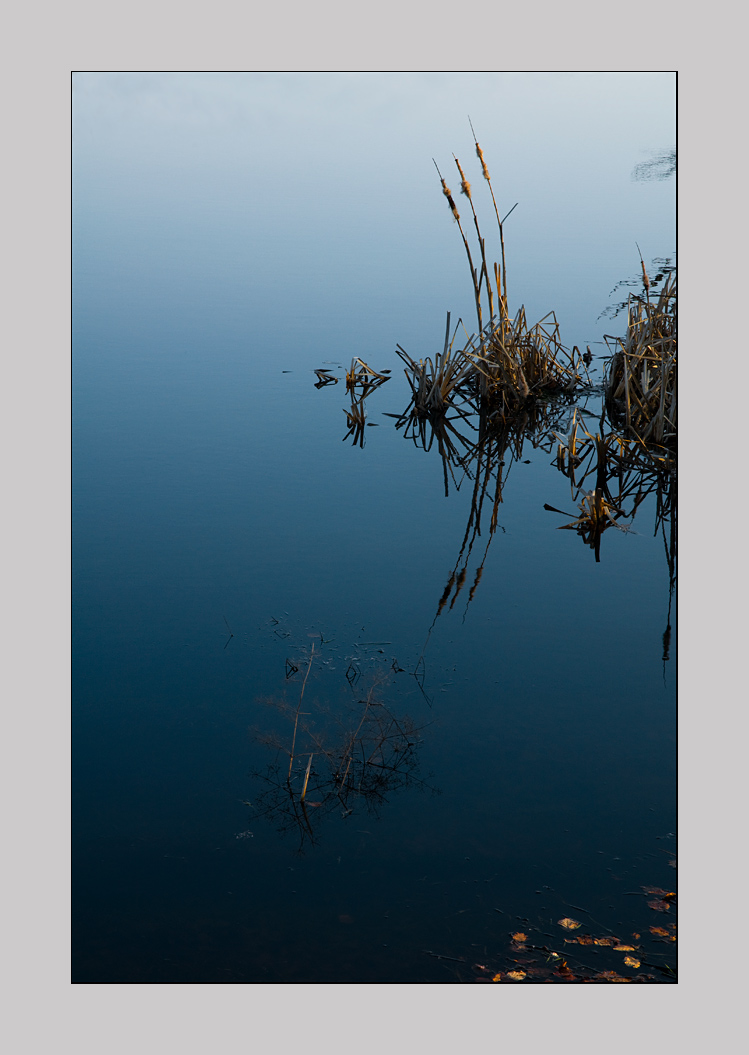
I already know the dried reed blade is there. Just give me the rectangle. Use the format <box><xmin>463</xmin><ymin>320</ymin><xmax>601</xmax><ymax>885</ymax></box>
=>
<box><xmin>300</xmin><ymin>754</ymin><xmax>313</xmax><ymax>802</ymax></box>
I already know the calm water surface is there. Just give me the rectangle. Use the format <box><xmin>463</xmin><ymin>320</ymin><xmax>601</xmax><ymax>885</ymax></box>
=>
<box><xmin>73</xmin><ymin>73</ymin><xmax>676</xmax><ymax>983</ymax></box>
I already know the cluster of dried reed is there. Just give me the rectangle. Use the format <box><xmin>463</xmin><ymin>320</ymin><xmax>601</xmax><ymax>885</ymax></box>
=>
<box><xmin>465</xmin><ymin>309</ymin><xmax>584</xmax><ymax>413</ymax></box>
<box><xmin>340</xmin><ymin>358</ymin><xmax>391</xmax><ymax>447</ymax></box>
<box><xmin>395</xmin><ymin>312</ymin><xmax>475</xmax><ymax>418</ymax></box>
<box><xmin>395</xmin><ymin>129</ymin><xmax>586</xmax><ymax>421</ymax></box>
<box><xmin>603</xmin><ymin>266</ymin><xmax>676</xmax><ymax>446</ymax></box>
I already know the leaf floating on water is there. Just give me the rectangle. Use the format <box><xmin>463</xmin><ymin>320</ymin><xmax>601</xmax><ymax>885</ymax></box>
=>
<box><xmin>506</xmin><ymin>970</ymin><xmax>526</xmax><ymax>981</ymax></box>
<box><xmin>511</xmin><ymin>932</ymin><xmax>527</xmax><ymax>943</ymax></box>
<box><xmin>623</xmin><ymin>956</ymin><xmax>641</xmax><ymax>969</ymax></box>
<box><xmin>647</xmin><ymin>899</ymin><xmax>671</xmax><ymax>912</ymax></box>
<box><xmin>650</xmin><ymin>926</ymin><xmax>670</xmax><ymax>937</ymax></box>
<box><xmin>614</xmin><ymin>944</ymin><xmax>637</xmax><ymax>952</ymax></box>
<box><xmin>492</xmin><ymin>972</ymin><xmax>503</xmax><ymax>982</ymax></box>
<box><xmin>597</xmin><ymin>971</ymin><xmax>632</xmax><ymax>983</ymax></box>
<box><xmin>558</xmin><ymin>917</ymin><xmax>582</xmax><ymax>930</ymax></box>
<box><xmin>593</xmin><ymin>936</ymin><xmax>619</xmax><ymax>947</ymax></box>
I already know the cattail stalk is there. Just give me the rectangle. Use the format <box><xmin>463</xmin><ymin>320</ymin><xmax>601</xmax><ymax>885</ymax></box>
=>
<box><xmin>454</xmin><ymin>155</ymin><xmax>495</xmax><ymax>324</ymax></box>
<box><xmin>434</xmin><ymin>160</ymin><xmax>484</xmax><ymax>340</ymax></box>
<box><xmin>469</xmin><ymin>117</ymin><xmax>509</xmax><ymax>318</ymax></box>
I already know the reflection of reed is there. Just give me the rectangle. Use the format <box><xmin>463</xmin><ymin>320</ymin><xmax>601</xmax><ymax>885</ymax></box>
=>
<box><xmin>339</xmin><ymin>358</ymin><xmax>391</xmax><ymax>448</ymax></box>
<box><xmin>545</xmin><ymin>411</ymin><xmax>675</xmax><ymax>563</ymax></box>
<box><xmin>343</xmin><ymin>390</ymin><xmax>368</xmax><ymax>448</ymax></box>
<box><xmin>544</xmin><ymin>407</ymin><xmax>676</xmax><ymax>671</ymax></box>
<box><xmin>403</xmin><ymin>401</ymin><xmax>576</xmax><ymax>637</ymax></box>
<box><xmin>249</xmin><ymin>667</ymin><xmax>433</xmax><ymax>853</ymax></box>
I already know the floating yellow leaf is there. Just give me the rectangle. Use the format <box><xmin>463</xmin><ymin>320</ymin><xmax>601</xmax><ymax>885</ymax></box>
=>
<box><xmin>614</xmin><ymin>944</ymin><xmax>637</xmax><ymax>952</ymax></box>
<box><xmin>650</xmin><ymin>926</ymin><xmax>669</xmax><ymax>937</ymax></box>
<box><xmin>597</xmin><ymin>971</ymin><xmax>632</xmax><ymax>983</ymax></box>
<box><xmin>511</xmin><ymin>932</ymin><xmax>527</xmax><ymax>943</ymax></box>
<box><xmin>647</xmin><ymin>899</ymin><xmax>671</xmax><ymax>912</ymax></box>
<box><xmin>623</xmin><ymin>956</ymin><xmax>641</xmax><ymax>969</ymax></box>
<box><xmin>558</xmin><ymin>917</ymin><xmax>582</xmax><ymax>930</ymax></box>
<box><xmin>491</xmin><ymin>973</ymin><xmax>502</xmax><ymax>982</ymax></box>
<box><xmin>593</xmin><ymin>936</ymin><xmax>618</xmax><ymax>947</ymax></box>
<box><xmin>506</xmin><ymin>970</ymin><xmax>526</xmax><ymax>981</ymax></box>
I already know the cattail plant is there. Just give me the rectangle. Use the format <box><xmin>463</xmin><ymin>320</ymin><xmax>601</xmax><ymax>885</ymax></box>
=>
<box><xmin>429</xmin><ymin>128</ymin><xmax>585</xmax><ymax>417</ymax></box>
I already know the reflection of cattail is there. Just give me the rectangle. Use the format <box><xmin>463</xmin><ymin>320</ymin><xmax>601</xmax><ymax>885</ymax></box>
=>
<box><xmin>449</xmin><ymin>567</ymin><xmax>468</xmax><ymax>609</ymax></box>
<box><xmin>468</xmin><ymin>565</ymin><xmax>484</xmax><ymax>604</ymax></box>
<box><xmin>437</xmin><ymin>572</ymin><xmax>455</xmax><ymax>615</ymax></box>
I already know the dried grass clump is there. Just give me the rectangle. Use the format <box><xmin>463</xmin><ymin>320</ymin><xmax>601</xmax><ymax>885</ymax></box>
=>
<box><xmin>395</xmin><ymin>312</ymin><xmax>475</xmax><ymax>418</ymax></box>
<box><xmin>345</xmin><ymin>357</ymin><xmax>391</xmax><ymax>392</ymax></box>
<box><xmin>604</xmin><ymin>270</ymin><xmax>676</xmax><ymax>446</ymax></box>
<box><xmin>465</xmin><ymin>310</ymin><xmax>585</xmax><ymax>416</ymax></box>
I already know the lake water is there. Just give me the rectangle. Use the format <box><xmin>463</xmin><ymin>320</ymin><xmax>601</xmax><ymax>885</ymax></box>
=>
<box><xmin>72</xmin><ymin>73</ymin><xmax>676</xmax><ymax>983</ymax></box>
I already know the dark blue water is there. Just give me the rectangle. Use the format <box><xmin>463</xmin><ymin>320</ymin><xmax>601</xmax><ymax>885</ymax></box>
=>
<box><xmin>73</xmin><ymin>73</ymin><xmax>676</xmax><ymax>983</ymax></box>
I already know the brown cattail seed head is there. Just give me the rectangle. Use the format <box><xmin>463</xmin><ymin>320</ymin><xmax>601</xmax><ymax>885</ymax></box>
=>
<box><xmin>441</xmin><ymin>179</ymin><xmax>459</xmax><ymax>219</ymax></box>
<box><xmin>475</xmin><ymin>143</ymin><xmax>491</xmax><ymax>181</ymax></box>
<box><xmin>640</xmin><ymin>260</ymin><xmax>650</xmax><ymax>290</ymax></box>
<box><xmin>454</xmin><ymin>158</ymin><xmax>472</xmax><ymax>198</ymax></box>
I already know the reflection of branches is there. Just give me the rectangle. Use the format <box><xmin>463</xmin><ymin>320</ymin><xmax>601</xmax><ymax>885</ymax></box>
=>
<box><xmin>631</xmin><ymin>148</ymin><xmax>676</xmax><ymax>183</ymax></box>
<box><xmin>599</xmin><ymin>257</ymin><xmax>675</xmax><ymax>322</ymax></box>
<box><xmin>249</xmin><ymin>670</ymin><xmax>435</xmax><ymax>853</ymax></box>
